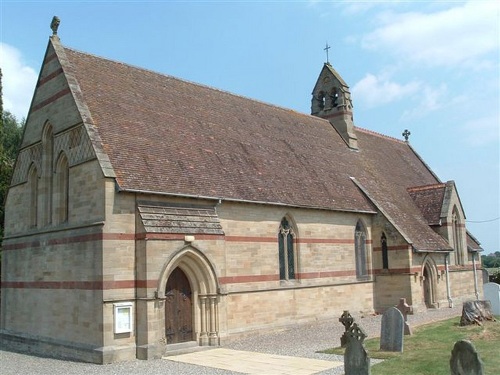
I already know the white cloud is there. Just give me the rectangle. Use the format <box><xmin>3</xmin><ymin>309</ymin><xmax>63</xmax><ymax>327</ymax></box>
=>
<box><xmin>337</xmin><ymin>0</ymin><xmax>402</xmax><ymax>15</ymax></box>
<box><xmin>460</xmin><ymin>115</ymin><xmax>500</xmax><ymax>147</ymax></box>
<box><xmin>361</xmin><ymin>1</ymin><xmax>500</xmax><ymax>68</ymax></box>
<box><xmin>0</xmin><ymin>43</ymin><xmax>38</xmax><ymax>121</ymax></box>
<box><xmin>400</xmin><ymin>83</ymin><xmax>448</xmax><ymax>121</ymax></box>
<box><xmin>352</xmin><ymin>73</ymin><xmax>420</xmax><ymax>108</ymax></box>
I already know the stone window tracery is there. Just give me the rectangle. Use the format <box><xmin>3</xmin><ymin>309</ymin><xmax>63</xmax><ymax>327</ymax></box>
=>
<box><xmin>381</xmin><ymin>232</ymin><xmax>389</xmax><ymax>270</ymax></box>
<box><xmin>452</xmin><ymin>207</ymin><xmax>464</xmax><ymax>266</ymax></box>
<box><xmin>54</xmin><ymin>152</ymin><xmax>69</xmax><ymax>224</ymax></box>
<box><xmin>28</xmin><ymin>164</ymin><xmax>38</xmax><ymax>228</ymax></box>
<box><xmin>355</xmin><ymin>220</ymin><xmax>368</xmax><ymax>279</ymax></box>
<box><xmin>278</xmin><ymin>217</ymin><xmax>296</xmax><ymax>280</ymax></box>
<box><xmin>41</xmin><ymin>123</ymin><xmax>54</xmax><ymax>226</ymax></box>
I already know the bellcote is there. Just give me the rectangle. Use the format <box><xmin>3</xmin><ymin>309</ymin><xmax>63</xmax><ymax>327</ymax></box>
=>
<box><xmin>311</xmin><ymin>63</ymin><xmax>358</xmax><ymax>150</ymax></box>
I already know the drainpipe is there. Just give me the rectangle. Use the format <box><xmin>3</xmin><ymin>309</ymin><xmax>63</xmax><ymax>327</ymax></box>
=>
<box><xmin>472</xmin><ymin>251</ymin><xmax>479</xmax><ymax>300</ymax></box>
<box><xmin>445</xmin><ymin>253</ymin><xmax>453</xmax><ymax>308</ymax></box>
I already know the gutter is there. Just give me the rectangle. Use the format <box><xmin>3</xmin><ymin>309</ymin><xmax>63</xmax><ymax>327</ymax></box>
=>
<box><xmin>412</xmin><ymin>246</ymin><xmax>453</xmax><ymax>254</ymax></box>
<box><xmin>115</xmin><ymin>183</ymin><xmax>377</xmax><ymax>215</ymax></box>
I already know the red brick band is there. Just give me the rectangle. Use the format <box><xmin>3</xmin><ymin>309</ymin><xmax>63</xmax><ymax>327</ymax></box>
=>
<box><xmin>31</xmin><ymin>87</ymin><xmax>71</xmax><ymax>112</ymax></box>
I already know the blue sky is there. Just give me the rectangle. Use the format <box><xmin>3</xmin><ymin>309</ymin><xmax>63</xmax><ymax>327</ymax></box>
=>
<box><xmin>1</xmin><ymin>1</ymin><xmax>499</xmax><ymax>254</ymax></box>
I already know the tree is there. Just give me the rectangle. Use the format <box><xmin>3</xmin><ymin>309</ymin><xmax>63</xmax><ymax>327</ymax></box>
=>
<box><xmin>482</xmin><ymin>252</ymin><xmax>500</xmax><ymax>268</ymax></box>
<box><xmin>490</xmin><ymin>270</ymin><xmax>500</xmax><ymax>284</ymax></box>
<box><xmin>2</xmin><ymin>113</ymin><xmax>25</xmax><ymax>242</ymax></box>
<box><xmin>1</xmin><ymin>69</ymin><xmax>25</xmax><ymax>253</ymax></box>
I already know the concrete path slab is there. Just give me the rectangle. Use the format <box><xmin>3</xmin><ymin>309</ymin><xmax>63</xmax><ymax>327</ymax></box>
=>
<box><xmin>164</xmin><ymin>348</ymin><xmax>343</xmax><ymax>374</ymax></box>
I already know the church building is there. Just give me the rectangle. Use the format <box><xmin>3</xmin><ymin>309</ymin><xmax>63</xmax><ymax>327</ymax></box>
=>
<box><xmin>0</xmin><ymin>19</ymin><xmax>483</xmax><ymax>363</ymax></box>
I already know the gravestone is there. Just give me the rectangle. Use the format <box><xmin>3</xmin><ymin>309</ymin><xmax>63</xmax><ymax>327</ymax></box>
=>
<box><xmin>449</xmin><ymin>340</ymin><xmax>484</xmax><ymax>375</ymax></box>
<box><xmin>380</xmin><ymin>307</ymin><xmax>404</xmax><ymax>352</ymax></box>
<box><xmin>339</xmin><ymin>310</ymin><xmax>355</xmax><ymax>347</ymax></box>
<box><xmin>396</xmin><ymin>297</ymin><xmax>413</xmax><ymax>335</ymax></box>
<box><xmin>483</xmin><ymin>282</ymin><xmax>500</xmax><ymax>315</ymax></box>
<box><xmin>344</xmin><ymin>323</ymin><xmax>370</xmax><ymax>375</ymax></box>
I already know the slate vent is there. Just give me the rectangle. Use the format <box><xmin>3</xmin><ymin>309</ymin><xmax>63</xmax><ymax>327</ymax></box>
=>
<box><xmin>137</xmin><ymin>202</ymin><xmax>224</xmax><ymax>235</ymax></box>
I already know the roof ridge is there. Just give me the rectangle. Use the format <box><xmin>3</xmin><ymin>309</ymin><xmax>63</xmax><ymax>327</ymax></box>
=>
<box><xmin>354</xmin><ymin>126</ymin><xmax>406</xmax><ymax>144</ymax></box>
<box><xmin>64</xmin><ymin>46</ymin><xmax>319</xmax><ymax>123</ymax></box>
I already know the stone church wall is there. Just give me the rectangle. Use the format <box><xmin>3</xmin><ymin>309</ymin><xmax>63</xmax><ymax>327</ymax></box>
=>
<box><xmin>0</xmin><ymin>228</ymin><xmax>105</xmax><ymax>362</ymax></box>
<box><xmin>449</xmin><ymin>268</ymin><xmax>481</xmax><ymax>303</ymax></box>
<box><xmin>1</xmin><ymin>159</ymin><xmax>108</xmax><ymax>362</ymax></box>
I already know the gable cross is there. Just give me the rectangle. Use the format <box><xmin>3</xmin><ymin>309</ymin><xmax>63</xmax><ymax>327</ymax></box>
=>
<box><xmin>402</xmin><ymin>129</ymin><xmax>411</xmax><ymax>142</ymax></box>
<box><xmin>324</xmin><ymin>42</ymin><xmax>331</xmax><ymax>64</ymax></box>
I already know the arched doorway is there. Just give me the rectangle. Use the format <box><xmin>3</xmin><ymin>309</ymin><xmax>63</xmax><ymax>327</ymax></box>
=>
<box><xmin>165</xmin><ymin>267</ymin><xmax>193</xmax><ymax>344</ymax></box>
<box><xmin>423</xmin><ymin>262</ymin><xmax>436</xmax><ymax>308</ymax></box>
<box><xmin>158</xmin><ymin>245</ymin><xmax>220</xmax><ymax>347</ymax></box>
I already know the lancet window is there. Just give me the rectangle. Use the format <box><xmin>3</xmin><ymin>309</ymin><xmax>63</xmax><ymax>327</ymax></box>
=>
<box><xmin>452</xmin><ymin>207</ymin><xmax>464</xmax><ymax>265</ymax></box>
<box><xmin>355</xmin><ymin>220</ymin><xmax>368</xmax><ymax>279</ymax></box>
<box><xmin>278</xmin><ymin>217</ymin><xmax>296</xmax><ymax>281</ymax></box>
<box><xmin>54</xmin><ymin>152</ymin><xmax>69</xmax><ymax>224</ymax></box>
<box><xmin>381</xmin><ymin>232</ymin><xmax>389</xmax><ymax>270</ymax></box>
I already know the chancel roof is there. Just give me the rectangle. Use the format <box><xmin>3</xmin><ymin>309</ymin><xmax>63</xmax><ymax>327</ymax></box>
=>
<box><xmin>53</xmin><ymin>39</ymin><xmax>452</xmax><ymax>251</ymax></box>
<box><xmin>407</xmin><ymin>184</ymin><xmax>447</xmax><ymax>226</ymax></box>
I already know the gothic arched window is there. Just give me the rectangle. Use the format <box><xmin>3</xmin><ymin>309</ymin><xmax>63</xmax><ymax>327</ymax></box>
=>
<box><xmin>278</xmin><ymin>217</ymin><xmax>295</xmax><ymax>281</ymax></box>
<box><xmin>28</xmin><ymin>164</ymin><xmax>38</xmax><ymax>228</ymax></box>
<box><xmin>54</xmin><ymin>152</ymin><xmax>69</xmax><ymax>224</ymax></box>
<box><xmin>381</xmin><ymin>232</ymin><xmax>389</xmax><ymax>270</ymax></box>
<box><xmin>355</xmin><ymin>220</ymin><xmax>368</xmax><ymax>279</ymax></box>
<box><xmin>41</xmin><ymin>123</ymin><xmax>53</xmax><ymax>226</ymax></box>
<box><xmin>452</xmin><ymin>207</ymin><xmax>464</xmax><ymax>265</ymax></box>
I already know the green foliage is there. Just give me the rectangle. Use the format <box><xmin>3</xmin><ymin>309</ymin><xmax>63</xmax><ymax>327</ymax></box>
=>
<box><xmin>482</xmin><ymin>252</ymin><xmax>500</xmax><ymax>268</ymax></box>
<box><xmin>489</xmin><ymin>269</ymin><xmax>500</xmax><ymax>284</ymax></box>
<box><xmin>1</xmin><ymin>111</ymin><xmax>24</xmax><ymax>246</ymax></box>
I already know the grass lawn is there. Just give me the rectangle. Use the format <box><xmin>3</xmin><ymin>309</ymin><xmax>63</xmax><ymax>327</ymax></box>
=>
<box><xmin>321</xmin><ymin>316</ymin><xmax>500</xmax><ymax>374</ymax></box>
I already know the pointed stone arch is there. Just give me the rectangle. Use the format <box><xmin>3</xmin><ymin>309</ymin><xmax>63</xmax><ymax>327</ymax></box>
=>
<box><xmin>355</xmin><ymin>218</ymin><xmax>370</xmax><ymax>279</ymax></box>
<box><xmin>278</xmin><ymin>214</ymin><xmax>299</xmax><ymax>281</ymax></box>
<box><xmin>27</xmin><ymin>163</ymin><xmax>39</xmax><ymax>228</ymax></box>
<box><xmin>41</xmin><ymin>121</ymin><xmax>54</xmax><ymax>226</ymax></box>
<box><xmin>157</xmin><ymin>244</ymin><xmax>220</xmax><ymax>346</ymax></box>
<box><xmin>452</xmin><ymin>205</ymin><xmax>465</xmax><ymax>265</ymax></box>
<box><xmin>53</xmin><ymin>151</ymin><xmax>69</xmax><ymax>224</ymax></box>
<box><xmin>422</xmin><ymin>255</ymin><xmax>438</xmax><ymax>308</ymax></box>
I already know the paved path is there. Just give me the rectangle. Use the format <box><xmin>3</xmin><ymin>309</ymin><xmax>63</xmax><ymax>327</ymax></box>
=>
<box><xmin>0</xmin><ymin>305</ymin><xmax>462</xmax><ymax>375</ymax></box>
<box><xmin>166</xmin><ymin>348</ymin><xmax>343</xmax><ymax>374</ymax></box>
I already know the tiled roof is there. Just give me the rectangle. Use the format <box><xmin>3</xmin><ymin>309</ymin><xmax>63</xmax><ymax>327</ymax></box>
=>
<box><xmin>466</xmin><ymin>232</ymin><xmax>483</xmax><ymax>252</ymax></box>
<box><xmin>59</xmin><ymin>42</ymin><xmax>451</xmax><ymax>251</ymax></box>
<box><xmin>407</xmin><ymin>184</ymin><xmax>447</xmax><ymax>225</ymax></box>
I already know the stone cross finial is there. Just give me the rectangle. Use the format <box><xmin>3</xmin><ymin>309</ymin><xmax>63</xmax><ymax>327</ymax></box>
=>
<box><xmin>346</xmin><ymin>322</ymin><xmax>367</xmax><ymax>343</ymax></box>
<box><xmin>50</xmin><ymin>16</ymin><xmax>60</xmax><ymax>36</ymax></box>
<box><xmin>324</xmin><ymin>42</ymin><xmax>331</xmax><ymax>64</ymax></box>
<box><xmin>396</xmin><ymin>298</ymin><xmax>413</xmax><ymax>335</ymax></box>
<box><xmin>339</xmin><ymin>310</ymin><xmax>354</xmax><ymax>330</ymax></box>
<box><xmin>339</xmin><ymin>310</ymin><xmax>355</xmax><ymax>347</ymax></box>
<box><xmin>402</xmin><ymin>129</ymin><xmax>411</xmax><ymax>142</ymax></box>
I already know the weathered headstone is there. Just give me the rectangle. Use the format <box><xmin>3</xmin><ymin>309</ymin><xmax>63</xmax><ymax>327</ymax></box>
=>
<box><xmin>450</xmin><ymin>340</ymin><xmax>484</xmax><ymax>375</ymax></box>
<box><xmin>339</xmin><ymin>310</ymin><xmax>355</xmax><ymax>347</ymax></box>
<box><xmin>344</xmin><ymin>323</ymin><xmax>370</xmax><ymax>375</ymax></box>
<box><xmin>380</xmin><ymin>307</ymin><xmax>404</xmax><ymax>352</ymax></box>
<box><xmin>460</xmin><ymin>300</ymin><xmax>495</xmax><ymax>326</ymax></box>
<box><xmin>483</xmin><ymin>282</ymin><xmax>500</xmax><ymax>315</ymax></box>
<box><xmin>396</xmin><ymin>297</ymin><xmax>413</xmax><ymax>335</ymax></box>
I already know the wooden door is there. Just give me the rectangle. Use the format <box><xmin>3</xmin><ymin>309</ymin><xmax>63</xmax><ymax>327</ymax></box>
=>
<box><xmin>165</xmin><ymin>267</ymin><xmax>193</xmax><ymax>344</ymax></box>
